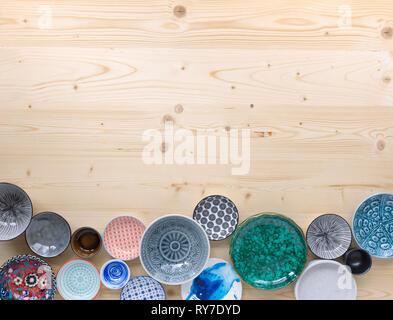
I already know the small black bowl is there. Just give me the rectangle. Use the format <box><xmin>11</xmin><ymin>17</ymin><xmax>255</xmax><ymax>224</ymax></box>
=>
<box><xmin>344</xmin><ymin>248</ymin><xmax>372</xmax><ymax>275</ymax></box>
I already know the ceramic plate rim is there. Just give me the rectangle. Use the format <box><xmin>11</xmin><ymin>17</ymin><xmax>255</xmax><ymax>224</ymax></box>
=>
<box><xmin>25</xmin><ymin>211</ymin><xmax>71</xmax><ymax>258</ymax></box>
<box><xmin>306</xmin><ymin>213</ymin><xmax>352</xmax><ymax>259</ymax></box>
<box><xmin>56</xmin><ymin>258</ymin><xmax>101</xmax><ymax>300</ymax></box>
<box><xmin>102</xmin><ymin>215</ymin><xmax>146</xmax><ymax>261</ymax></box>
<box><xmin>100</xmin><ymin>259</ymin><xmax>130</xmax><ymax>290</ymax></box>
<box><xmin>352</xmin><ymin>192</ymin><xmax>393</xmax><ymax>259</ymax></box>
<box><xmin>139</xmin><ymin>214</ymin><xmax>210</xmax><ymax>285</ymax></box>
<box><xmin>294</xmin><ymin>259</ymin><xmax>357</xmax><ymax>300</ymax></box>
<box><xmin>0</xmin><ymin>182</ymin><xmax>33</xmax><ymax>241</ymax></box>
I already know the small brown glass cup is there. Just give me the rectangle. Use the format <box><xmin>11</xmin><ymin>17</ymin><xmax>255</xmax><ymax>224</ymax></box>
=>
<box><xmin>71</xmin><ymin>227</ymin><xmax>102</xmax><ymax>259</ymax></box>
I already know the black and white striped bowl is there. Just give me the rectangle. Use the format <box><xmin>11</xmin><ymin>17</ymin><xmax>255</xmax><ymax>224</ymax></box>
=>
<box><xmin>0</xmin><ymin>183</ymin><xmax>33</xmax><ymax>241</ymax></box>
<box><xmin>306</xmin><ymin>214</ymin><xmax>352</xmax><ymax>260</ymax></box>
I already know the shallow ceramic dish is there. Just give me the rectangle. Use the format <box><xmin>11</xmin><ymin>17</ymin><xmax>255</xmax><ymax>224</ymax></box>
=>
<box><xmin>353</xmin><ymin>193</ymin><xmax>393</xmax><ymax>258</ymax></box>
<box><xmin>71</xmin><ymin>227</ymin><xmax>102</xmax><ymax>259</ymax></box>
<box><xmin>140</xmin><ymin>214</ymin><xmax>210</xmax><ymax>285</ymax></box>
<box><xmin>295</xmin><ymin>260</ymin><xmax>357</xmax><ymax>300</ymax></box>
<box><xmin>306</xmin><ymin>214</ymin><xmax>352</xmax><ymax>259</ymax></box>
<box><xmin>57</xmin><ymin>259</ymin><xmax>101</xmax><ymax>300</ymax></box>
<box><xmin>0</xmin><ymin>254</ymin><xmax>56</xmax><ymax>300</ymax></box>
<box><xmin>100</xmin><ymin>259</ymin><xmax>130</xmax><ymax>289</ymax></box>
<box><xmin>230</xmin><ymin>213</ymin><xmax>307</xmax><ymax>290</ymax></box>
<box><xmin>103</xmin><ymin>216</ymin><xmax>145</xmax><ymax>261</ymax></box>
<box><xmin>0</xmin><ymin>182</ymin><xmax>33</xmax><ymax>241</ymax></box>
<box><xmin>344</xmin><ymin>248</ymin><xmax>372</xmax><ymax>275</ymax></box>
<box><xmin>120</xmin><ymin>276</ymin><xmax>166</xmax><ymax>300</ymax></box>
<box><xmin>181</xmin><ymin>258</ymin><xmax>242</xmax><ymax>300</ymax></box>
<box><xmin>193</xmin><ymin>195</ymin><xmax>239</xmax><ymax>241</ymax></box>
<box><xmin>25</xmin><ymin>211</ymin><xmax>71</xmax><ymax>258</ymax></box>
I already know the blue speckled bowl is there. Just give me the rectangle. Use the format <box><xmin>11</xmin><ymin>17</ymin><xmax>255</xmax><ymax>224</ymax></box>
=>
<box><xmin>353</xmin><ymin>193</ymin><xmax>393</xmax><ymax>258</ymax></box>
<box><xmin>140</xmin><ymin>214</ymin><xmax>210</xmax><ymax>285</ymax></box>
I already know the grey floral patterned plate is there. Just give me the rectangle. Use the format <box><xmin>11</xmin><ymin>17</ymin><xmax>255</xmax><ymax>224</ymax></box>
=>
<box><xmin>140</xmin><ymin>214</ymin><xmax>210</xmax><ymax>285</ymax></box>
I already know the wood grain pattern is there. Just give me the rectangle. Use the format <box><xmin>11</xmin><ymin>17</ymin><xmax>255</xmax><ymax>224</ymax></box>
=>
<box><xmin>0</xmin><ymin>0</ymin><xmax>393</xmax><ymax>300</ymax></box>
<box><xmin>0</xmin><ymin>0</ymin><xmax>393</xmax><ymax>50</ymax></box>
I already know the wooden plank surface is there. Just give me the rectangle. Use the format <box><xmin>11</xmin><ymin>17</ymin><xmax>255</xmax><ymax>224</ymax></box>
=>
<box><xmin>0</xmin><ymin>0</ymin><xmax>393</xmax><ymax>300</ymax></box>
<box><xmin>0</xmin><ymin>0</ymin><xmax>393</xmax><ymax>50</ymax></box>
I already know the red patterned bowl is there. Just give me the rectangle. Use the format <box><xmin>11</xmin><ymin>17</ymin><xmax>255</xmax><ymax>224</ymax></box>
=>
<box><xmin>0</xmin><ymin>255</ymin><xmax>56</xmax><ymax>300</ymax></box>
<box><xmin>103</xmin><ymin>216</ymin><xmax>146</xmax><ymax>261</ymax></box>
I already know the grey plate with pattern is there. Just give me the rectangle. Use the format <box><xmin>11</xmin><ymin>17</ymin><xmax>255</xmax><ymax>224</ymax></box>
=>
<box><xmin>193</xmin><ymin>195</ymin><xmax>239</xmax><ymax>241</ymax></box>
<box><xmin>140</xmin><ymin>214</ymin><xmax>210</xmax><ymax>285</ymax></box>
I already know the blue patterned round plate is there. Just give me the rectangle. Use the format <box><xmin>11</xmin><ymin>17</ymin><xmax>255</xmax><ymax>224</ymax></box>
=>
<box><xmin>100</xmin><ymin>259</ymin><xmax>130</xmax><ymax>290</ymax></box>
<box><xmin>353</xmin><ymin>193</ymin><xmax>393</xmax><ymax>258</ymax></box>
<box><xmin>120</xmin><ymin>276</ymin><xmax>166</xmax><ymax>300</ymax></box>
<box><xmin>181</xmin><ymin>258</ymin><xmax>242</xmax><ymax>300</ymax></box>
<box><xmin>140</xmin><ymin>214</ymin><xmax>210</xmax><ymax>285</ymax></box>
<box><xmin>57</xmin><ymin>259</ymin><xmax>101</xmax><ymax>300</ymax></box>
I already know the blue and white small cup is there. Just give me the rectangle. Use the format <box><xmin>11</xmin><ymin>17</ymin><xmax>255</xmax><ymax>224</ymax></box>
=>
<box><xmin>100</xmin><ymin>259</ymin><xmax>130</xmax><ymax>290</ymax></box>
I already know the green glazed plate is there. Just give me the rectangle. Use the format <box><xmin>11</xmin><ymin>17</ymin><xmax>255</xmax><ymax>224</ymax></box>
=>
<box><xmin>229</xmin><ymin>213</ymin><xmax>307</xmax><ymax>290</ymax></box>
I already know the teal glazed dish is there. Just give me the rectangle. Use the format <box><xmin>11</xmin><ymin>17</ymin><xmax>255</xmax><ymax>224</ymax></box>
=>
<box><xmin>140</xmin><ymin>214</ymin><xmax>210</xmax><ymax>285</ymax></box>
<box><xmin>353</xmin><ymin>193</ymin><xmax>393</xmax><ymax>258</ymax></box>
<box><xmin>229</xmin><ymin>213</ymin><xmax>307</xmax><ymax>290</ymax></box>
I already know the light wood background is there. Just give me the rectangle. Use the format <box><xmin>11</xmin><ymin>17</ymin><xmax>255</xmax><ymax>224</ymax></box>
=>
<box><xmin>1</xmin><ymin>0</ymin><xmax>393</xmax><ymax>300</ymax></box>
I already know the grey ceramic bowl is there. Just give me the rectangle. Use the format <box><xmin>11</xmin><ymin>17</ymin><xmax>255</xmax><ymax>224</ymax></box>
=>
<box><xmin>306</xmin><ymin>214</ymin><xmax>352</xmax><ymax>260</ymax></box>
<box><xmin>140</xmin><ymin>214</ymin><xmax>210</xmax><ymax>285</ymax></box>
<box><xmin>0</xmin><ymin>182</ymin><xmax>33</xmax><ymax>241</ymax></box>
<box><xmin>25</xmin><ymin>212</ymin><xmax>71</xmax><ymax>258</ymax></box>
